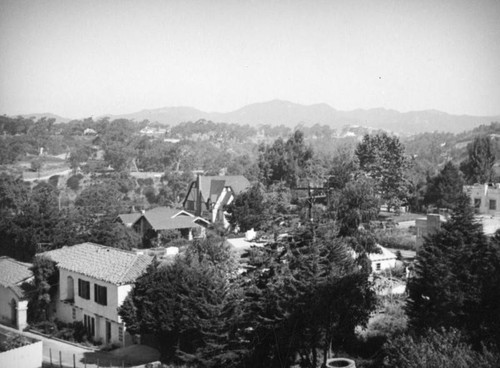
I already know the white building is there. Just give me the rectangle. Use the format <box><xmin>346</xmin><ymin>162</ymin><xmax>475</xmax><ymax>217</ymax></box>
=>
<box><xmin>43</xmin><ymin>243</ymin><xmax>153</xmax><ymax>346</ymax></box>
<box><xmin>0</xmin><ymin>257</ymin><xmax>32</xmax><ymax>330</ymax></box>
<box><xmin>367</xmin><ymin>245</ymin><xmax>397</xmax><ymax>273</ymax></box>
<box><xmin>464</xmin><ymin>183</ymin><xmax>500</xmax><ymax>216</ymax></box>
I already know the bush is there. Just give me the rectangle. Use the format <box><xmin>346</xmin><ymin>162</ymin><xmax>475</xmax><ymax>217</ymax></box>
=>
<box><xmin>374</xmin><ymin>228</ymin><xmax>416</xmax><ymax>251</ymax></box>
<box><xmin>48</xmin><ymin>175</ymin><xmax>59</xmax><ymax>187</ymax></box>
<box><xmin>67</xmin><ymin>174</ymin><xmax>82</xmax><ymax>191</ymax></box>
<box><xmin>383</xmin><ymin>328</ymin><xmax>500</xmax><ymax>368</ymax></box>
<box><xmin>138</xmin><ymin>178</ymin><xmax>154</xmax><ymax>186</ymax></box>
<box><xmin>0</xmin><ymin>333</ymin><xmax>30</xmax><ymax>352</ymax></box>
<box><xmin>31</xmin><ymin>320</ymin><xmax>57</xmax><ymax>335</ymax></box>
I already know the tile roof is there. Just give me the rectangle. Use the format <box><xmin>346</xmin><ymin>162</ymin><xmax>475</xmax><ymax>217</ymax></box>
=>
<box><xmin>0</xmin><ymin>257</ymin><xmax>32</xmax><ymax>288</ymax></box>
<box><xmin>42</xmin><ymin>243</ymin><xmax>153</xmax><ymax>285</ymax></box>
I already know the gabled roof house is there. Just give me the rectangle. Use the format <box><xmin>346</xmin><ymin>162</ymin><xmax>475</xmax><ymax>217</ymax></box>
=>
<box><xmin>42</xmin><ymin>243</ymin><xmax>153</xmax><ymax>346</ymax></box>
<box><xmin>183</xmin><ymin>175</ymin><xmax>250</xmax><ymax>226</ymax></box>
<box><xmin>129</xmin><ymin>207</ymin><xmax>209</xmax><ymax>241</ymax></box>
<box><xmin>0</xmin><ymin>257</ymin><xmax>32</xmax><ymax>330</ymax></box>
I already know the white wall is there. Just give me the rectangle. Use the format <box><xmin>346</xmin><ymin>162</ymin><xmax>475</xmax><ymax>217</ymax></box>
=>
<box><xmin>59</xmin><ymin>269</ymin><xmax>120</xmax><ymax>322</ymax></box>
<box><xmin>56</xmin><ymin>269</ymin><xmax>134</xmax><ymax>346</ymax></box>
<box><xmin>0</xmin><ymin>339</ymin><xmax>42</xmax><ymax>368</ymax></box>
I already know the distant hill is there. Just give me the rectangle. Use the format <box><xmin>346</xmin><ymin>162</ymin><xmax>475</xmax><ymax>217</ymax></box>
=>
<box><xmin>19</xmin><ymin>113</ymin><xmax>71</xmax><ymax>123</ymax></box>
<box><xmin>105</xmin><ymin>100</ymin><xmax>500</xmax><ymax>134</ymax></box>
<box><xmin>18</xmin><ymin>100</ymin><xmax>500</xmax><ymax>134</ymax></box>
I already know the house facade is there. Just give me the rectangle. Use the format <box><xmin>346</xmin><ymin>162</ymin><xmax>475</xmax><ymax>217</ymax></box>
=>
<box><xmin>0</xmin><ymin>257</ymin><xmax>32</xmax><ymax>330</ymax></box>
<box><xmin>183</xmin><ymin>175</ymin><xmax>250</xmax><ymax>226</ymax></box>
<box><xmin>43</xmin><ymin>243</ymin><xmax>153</xmax><ymax>346</ymax></box>
<box><xmin>464</xmin><ymin>183</ymin><xmax>500</xmax><ymax>216</ymax></box>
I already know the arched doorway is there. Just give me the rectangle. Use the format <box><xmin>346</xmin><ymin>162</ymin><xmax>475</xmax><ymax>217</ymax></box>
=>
<box><xmin>10</xmin><ymin>298</ymin><xmax>17</xmax><ymax>326</ymax></box>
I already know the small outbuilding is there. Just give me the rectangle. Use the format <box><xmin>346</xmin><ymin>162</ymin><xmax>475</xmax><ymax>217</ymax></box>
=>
<box><xmin>0</xmin><ymin>257</ymin><xmax>32</xmax><ymax>330</ymax></box>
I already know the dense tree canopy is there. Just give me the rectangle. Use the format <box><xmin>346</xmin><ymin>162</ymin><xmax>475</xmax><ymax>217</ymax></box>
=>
<box><xmin>424</xmin><ymin>161</ymin><xmax>465</xmax><ymax>210</ymax></box>
<box><xmin>407</xmin><ymin>194</ymin><xmax>500</xmax><ymax>348</ymax></box>
<box><xmin>460</xmin><ymin>135</ymin><xmax>496</xmax><ymax>184</ymax></box>
<box><xmin>356</xmin><ymin>133</ymin><xmax>409</xmax><ymax>210</ymax></box>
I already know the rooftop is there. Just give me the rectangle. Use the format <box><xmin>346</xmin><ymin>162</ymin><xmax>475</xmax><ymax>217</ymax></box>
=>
<box><xmin>0</xmin><ymin>257</ymin><xmax>32</xmax><ymax>288</ymax></box>
<box><xmin>137</xmin><ymin>207</ymin><xmax>208</xmax><ymax>230</ymax></box>
<box><xmin>42</xmin><ymin>243</ymin><xmax>153</xmax><ymax>285</ymax></box>
<box><xmin>198</xmin><ymin>175</ymin><xmax>250</xmax><ymax>202</ymax></box>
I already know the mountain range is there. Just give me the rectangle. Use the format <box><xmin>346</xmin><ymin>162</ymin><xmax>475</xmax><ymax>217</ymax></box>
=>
<box><xmin>22</xmin><ymin>100</ymin><xmax>500</xmax><ymax>134</ymax></box>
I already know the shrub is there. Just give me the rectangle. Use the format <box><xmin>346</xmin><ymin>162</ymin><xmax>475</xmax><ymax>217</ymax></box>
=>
<box><xmin>0</xmin><ymin>333</ymin><xmax>30</xmax><ymax>352</ymax></box>
<box><xmin>374</xmin><ymin>228</ymin><xmax>416</xmax><ymax>251</ymax></box>
<box><xmin>48</xmin><ymin>175</ymin><xmax>59</xmax><ymax>187</ymax></box>
<box><xmin>138</xmin><ymin>178</ymin><xmax>154</xmax><ymax>186</ymax></box>
<box><xmin>31</xmin><ymin>320</ymin><xmax>57</xmax><ymax>335</ymax></box>
<box><xmin>67</xmin><ymin>174</ymin><xmax>82</xmax><ymax>191</ymax></box>
<box><xmin>383</xmin><ymin>328</ymin><xmax>500</xmax><ymax>368</ymax></box>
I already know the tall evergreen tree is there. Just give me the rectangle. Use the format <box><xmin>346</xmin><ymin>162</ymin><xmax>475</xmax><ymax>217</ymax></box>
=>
<box><xmin>460</xmin><ymin>135</ymin><xmax>496</xmax><ymax>184</ymax></box>
<box><xmin>424</xmin><ymin>161</ymin><xmax>465</xmax><ymax>210</ymax></box>
<box><xmin>236</xmin><ymin>225</ymin><xmax>376</xmax><ymax>368</ymax></box>
<box><xmin>355</xmin><ymin>133</ymin><xmax>409</xmax><ymax>211</ymax></box>
<box><xmin>119</xmin><ymin>236</ymin><xmax>241</xmax><ymax>366</ymax></box>
<box><xmin>407</xmin><ymin>193</ymin><xmax>500</xmax><ymax>348</ymax></box>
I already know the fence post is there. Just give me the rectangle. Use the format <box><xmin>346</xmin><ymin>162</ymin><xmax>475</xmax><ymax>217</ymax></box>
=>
<box><xmin>59</xmin><ymin>351</ymin><xmax>62</xmax><ymax>368</ymax></box>
<box><xmin>97</xmin><ymin>358</ymin><xmax>99</xmax><ymax>368</ymax></box>
<box><xmin>73</xmin><ymin>353</ymin><xmax>76</xmax><ymax>368</ymax></box>
<box><xmin>50</xmin><ymin>348</ymin><xmax>53</xmax><ymax>367</ymax></box>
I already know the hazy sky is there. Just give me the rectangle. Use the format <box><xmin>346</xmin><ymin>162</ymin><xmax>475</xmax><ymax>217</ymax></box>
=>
<box><xmin>1</xmin><ymin>0</ymin><xmax>499</xmax><ymax>118</ymax></box>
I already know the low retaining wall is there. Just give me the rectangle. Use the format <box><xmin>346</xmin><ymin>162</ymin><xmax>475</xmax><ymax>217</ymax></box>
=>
<box><xmin>0</xmin><ymin>338</ymin><xmax>43</xmax><ymax>368</ymax></box>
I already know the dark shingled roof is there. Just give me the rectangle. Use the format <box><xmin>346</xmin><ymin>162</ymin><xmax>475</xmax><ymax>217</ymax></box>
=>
<box><xmin>198</xmin><ymin>176</ymin><xmax>250</xmax><ymax>202</ymax></box>
<box><xmin>135</xmin><ymin>207</ymin><xmax>209</xmax><ymax>231</ymax></box>
<box><xmin>117</xmin><ymin>213</ymin><xmax>142</xmax><ymax>227</ymax></box>
<box><xmin>42</xmin><ymin>243</ymin><xmax>153</xmax><ymax>285</ymax></box>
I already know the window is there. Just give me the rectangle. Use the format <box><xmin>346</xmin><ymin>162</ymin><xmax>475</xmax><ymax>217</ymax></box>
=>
<box><xmin>72</xmin><ymin>308</ymin><xmax>76</xmax><ymax>320</ymax></box>
<box><xmin>118</xmin><ymin>326</ymin><xmax>123</xmax><ymax>342</ymax></box>
<box><xmin>78</xmin><ymin>279</ymin><xmax>90</xmax><ymax>300</ymax></box>
<box><xmin>67</xmin><ymin>276</ymin><xmax>74</xmax><ymax>301</ymax></box>
<box><xmin>94</xmin><ymin>284</ymin><xmax>107</xmax><ymax>306</ymax></box>
<box><xmin>84</xmin><ymin>315</ymin><xmax>95</xmax><ymax>337</ymax></box>
<box><xmin>474</xmin><ymin>198</ymin><xmax>481</xmax><ymax>208</ymax></box>
<box><xmin>490</xmin><ymin>200</ymin><xmax>497</xmax><ymax>210</ymax></box>
<box><xmin>376</xmin><ymin>263</ymin><xmax>381</xmax><ymax>271</ymax></box>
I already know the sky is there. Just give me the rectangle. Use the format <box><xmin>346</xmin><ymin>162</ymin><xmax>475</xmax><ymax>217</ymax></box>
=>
<box><xmin>1</xmin><ymin>0</ymin><xmax>500</xmax><ymax>119</ymax></box>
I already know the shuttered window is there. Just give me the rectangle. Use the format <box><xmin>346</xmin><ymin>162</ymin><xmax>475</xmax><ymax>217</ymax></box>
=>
<box><xmin>94</xmin><ymin>284</ymin><xmax>107</xmax><ymax>306</ymax></box>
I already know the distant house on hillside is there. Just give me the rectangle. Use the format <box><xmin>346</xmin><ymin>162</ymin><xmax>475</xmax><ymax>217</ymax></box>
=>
<box><xmin>183</xmin><ymin>175</ymin><xmax>251</xmax><ymax>226</ymax></box>
<box><xmin>42</xmin><ymin>243</ymin><xmax>153</xmax><ymax>346</ymax></box>
<box><xmin>0</xmin><ymin>257</ymin><xmax>32</xmax><ymax>330</ymax></box>
<box><xmin>129</xmin><ymin>207</ymin><xmax>209</xmax><ymax>241</ymax></box>
<box><xmin>368</xmin><ymin>245</ymin><xmax>397</xmax><ymax>273</ymax></box>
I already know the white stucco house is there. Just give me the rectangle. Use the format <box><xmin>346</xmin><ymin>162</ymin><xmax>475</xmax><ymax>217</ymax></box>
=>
<box><xmin>368</xmin><ymin>245</ymin><xmax>398</xmax><ymax>273</ymax></box>
<box><xmin>0</xmin><ymin>257</ymin><xmax>32</xmax><ymax>330</ymax></box>
<box><xmin>464</xmin><ymin>183</ymin><xmax>500</xmax><ymax>216</ymax></box>
<box><xmin>42</xmin><ymin>243</ymin><xmax>153</xmax><ymax>346</ymax></box>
